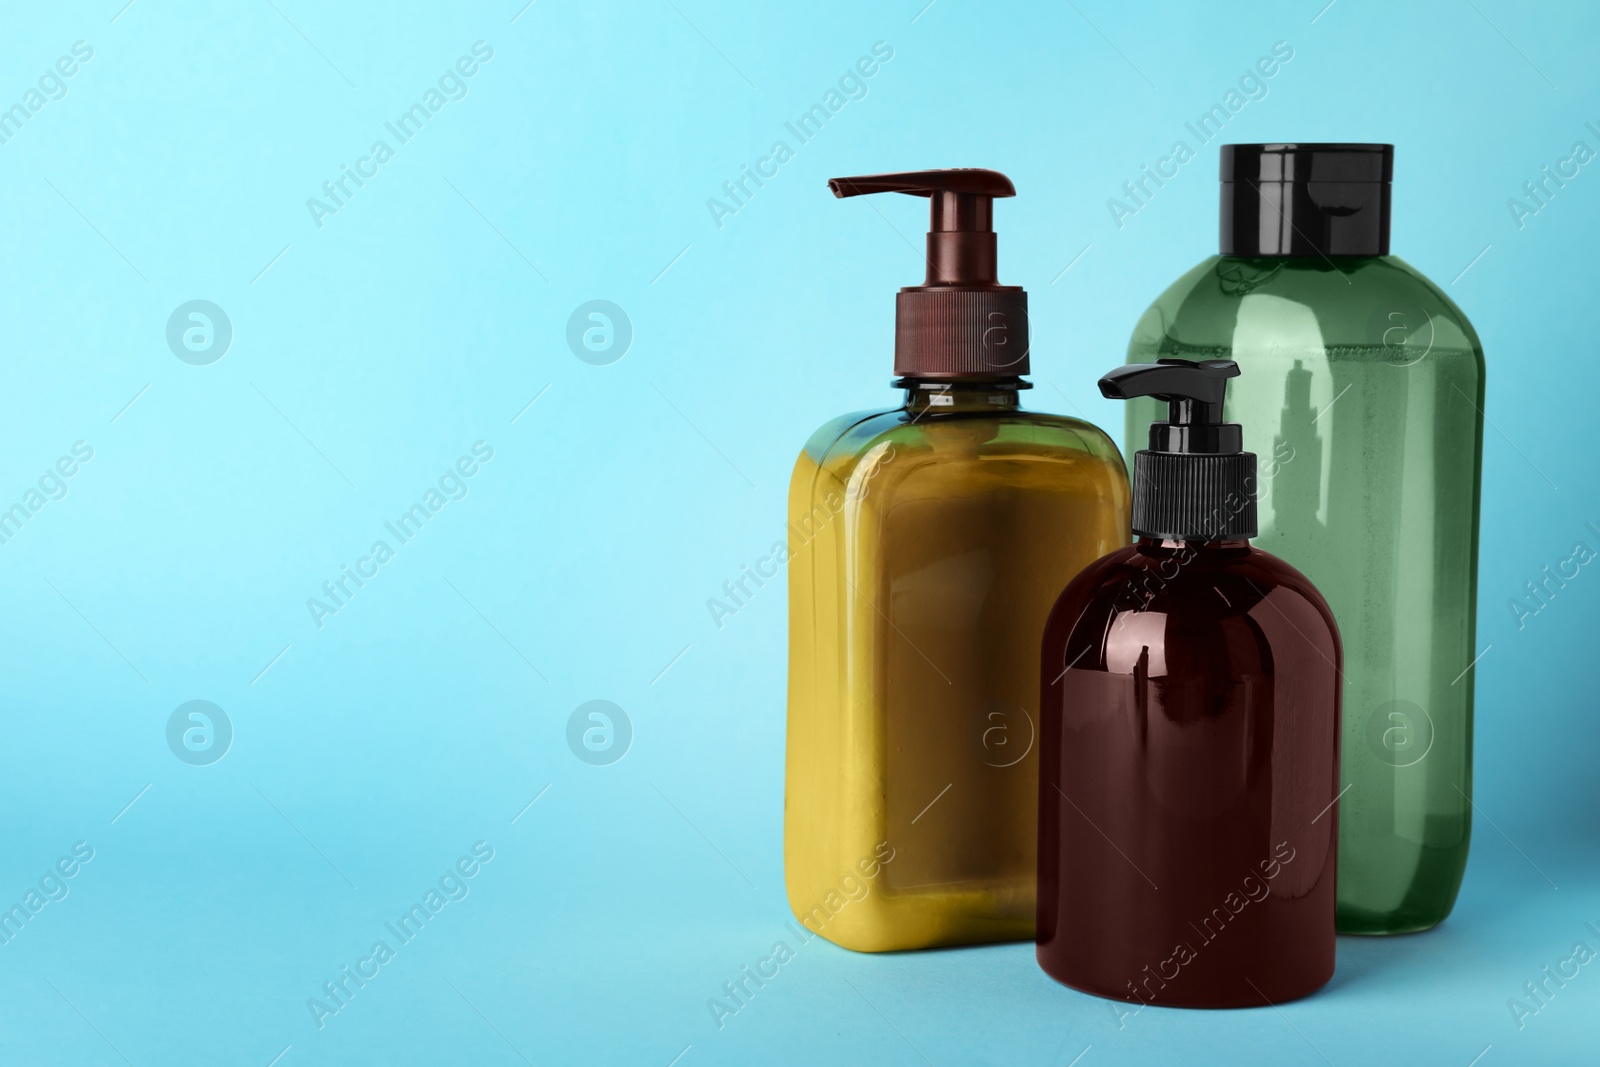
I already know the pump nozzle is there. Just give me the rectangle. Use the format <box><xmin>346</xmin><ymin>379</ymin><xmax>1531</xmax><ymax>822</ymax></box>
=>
<box><xmin>828</xmin><ymin>168</ymin><xmax>1028</xmax><ymax>379</ymax></box>
<box><xmin>829</xmin><ymin>169</ymin><xmax>1014</xmax><ymax>285</ymax></box>
<box><xmin>1099</xmin><ymin>358</ymin><xmax>1257</xmax><ymax>541</ymax></box>
<box><xmin>1099</xmin><ymin>358</ymin><xmax>1243</xmax><ymax>454</ymax></box>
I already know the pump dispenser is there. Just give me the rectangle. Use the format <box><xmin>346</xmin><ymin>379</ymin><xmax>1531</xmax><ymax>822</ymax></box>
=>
<box><xmin>828</xmin><ymin>169</ymin><xmax>1028</xmax><ymax>379</ymax></box>
<box><xmin>1037</xmin><ymin>358</ymin><xmax>1341</xmax><ymax>1007</ymax></box>
<box><xmin>1100</xmin><ymin>358</ymin><xmax>1254</xmax><ymax>540</ymax></box>
<box><xmin>785</xmin><ymin>168</ymin><xmax>1130</xmax><ymax>952</ymax></box>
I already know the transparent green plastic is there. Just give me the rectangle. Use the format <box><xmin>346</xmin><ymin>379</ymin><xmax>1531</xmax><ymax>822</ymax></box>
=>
<box><xmin>1126</xmin><ymin>256</ymin><xmax>1485</xmax><ymax>934</ymax></box>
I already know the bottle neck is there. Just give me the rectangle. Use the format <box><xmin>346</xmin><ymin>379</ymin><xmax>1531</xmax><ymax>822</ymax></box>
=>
<box><xmin>899</xmin><ymin>377</ymin><xmax>1027</xmax><ymax>416</ymax></box>
<box><xmin>1136</xmin><ymin>535</ymin><xmax>1252</xmax><ymax>553</ymax></box>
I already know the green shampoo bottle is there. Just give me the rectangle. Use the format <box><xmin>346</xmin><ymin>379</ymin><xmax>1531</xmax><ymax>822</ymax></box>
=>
<box><xmin>1123</xmin><ymin>144</ymin><xmax>1485</xmax><ymax>934</ymax></box>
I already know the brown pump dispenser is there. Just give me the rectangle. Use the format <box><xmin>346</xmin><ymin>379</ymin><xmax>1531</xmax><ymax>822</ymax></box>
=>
<box><xmin>829</xmin><ymin>169</ymin><xmax>1029</xmax><ymax>379</ymax></box>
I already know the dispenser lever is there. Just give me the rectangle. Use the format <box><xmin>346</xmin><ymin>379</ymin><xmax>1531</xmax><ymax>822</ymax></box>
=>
<box><xmin>1099</xmin><ymin>358</ymin><xmax>1243</xmax><ymax>455</ymax></box>
<box><xmin>827</xmin><ymin>169</ymin><xmax>1016</xmax><ymax>202</ymax></box>
<box><xmin>1099</xmin><ymin>358</ymin><xmax>1239</xmax><ymax>427</ymax></box>
<box><xmin>827</xmin><ymin>168</ymin><xmax>1016</xmax><ymax>286</ymax></box>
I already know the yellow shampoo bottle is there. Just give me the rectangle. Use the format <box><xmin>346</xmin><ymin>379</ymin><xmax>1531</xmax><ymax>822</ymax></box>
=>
<box><xmin>785</xmin><ymin>170</ymin><xmax>1130</xmax><ymax>950</ymax></box>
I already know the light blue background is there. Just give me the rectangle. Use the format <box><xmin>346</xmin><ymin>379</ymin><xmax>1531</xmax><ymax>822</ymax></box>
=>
<box><xmin>0</xmin><ymin>0</ymin><xmax>1595</xmax><ymax>1063</ymax></box>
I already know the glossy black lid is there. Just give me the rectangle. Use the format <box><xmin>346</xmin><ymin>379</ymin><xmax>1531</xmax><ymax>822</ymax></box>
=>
<box><xmin>1220</xmin><ymin>143</ymin><xmax>1392</xmax><ymax>257</ymax></box>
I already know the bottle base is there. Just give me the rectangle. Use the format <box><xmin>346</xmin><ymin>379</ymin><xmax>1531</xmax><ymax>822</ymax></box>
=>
<box><xmin>1036</xmin><ymin>950</ymin><xmax>1333</xmax><ymax>1009</ymax></box>
<box><xmin>787</xmin><ymin>879</ymin><xmax>1034</xmax><ymax>953</ymax></box>
<box><xmin>1336</xmin><ymin>888</ymin><xmax>1458</xmax><ymax>936</ymax></box>
<box><xmin>1335</xmin><ymin>829</ymin><xmax>1468</xmax><ymax>935</ymax></box>
<box><xmin>817</xmin><ymin>923</ymin><xmax>1033</xmax><ymax>953</ymax></box>
<box><xmin>1336</xmin><ymin>910</ymin><xmax>1449</xmax><ymax>936</ymax></box>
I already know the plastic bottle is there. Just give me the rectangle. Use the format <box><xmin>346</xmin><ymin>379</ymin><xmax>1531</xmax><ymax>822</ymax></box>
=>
<box><xmin>785</xmin><ymin>169</ymin><xmax>1130</xmax><ymax>951</ymax></box>
<box><xmin>1037</xmin><ymin>357</ymin><xmax>1341</xmax><ymax>1007</ymax></box>
<box><xmin>1124</xmin><ymin>144</ymin><xmax>1484</xmax><ymax>934</ymax></box>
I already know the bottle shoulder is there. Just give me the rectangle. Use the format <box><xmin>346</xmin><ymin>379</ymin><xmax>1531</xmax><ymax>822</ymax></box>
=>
<box><xmin>1015</xmin><ymin>409</ymin><xmax>1124</xmax><ymax>450</ymax></box>
<box><xmin>1381</xmin><ymin>254</ymin><xmax>1484</xmax><ymax>348</ymax></box>
<box><xmin>796</xmin><ymin>404</ymin><xmax>1125</xmax><ymax>476</ymax></box>
<box><xmin>797</xmin><ymin>407</ymin><xmax>897</xmax><ymax>465</ymax></box>
<box><xmin>1048</xmin><ymin>544</ymin><xmax>1341</xmax><ymax>658</ymax></box>
<box><xmin>1129</xmin><ymin>254</ymin><xmax>1484</xmax><ymax>362</ymax></box>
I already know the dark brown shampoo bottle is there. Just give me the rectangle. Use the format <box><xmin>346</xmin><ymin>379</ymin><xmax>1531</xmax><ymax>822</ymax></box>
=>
<box><xmin>1036</xmin><ymin>358</ymin><xmax>1341</xmax><ymax>1008</ymax></box>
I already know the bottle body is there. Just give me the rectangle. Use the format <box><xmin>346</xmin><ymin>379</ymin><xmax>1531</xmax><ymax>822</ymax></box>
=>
<box><xmin>1126</xmin><ymin>256</ymin><xmax>1484</xmax><ymax>934</ymax></box>
<box><xmin>1037</xmin><ymin>538</ymin><xmax>1341</xmax><ymax>1007</ymax></box>
<box><xmin>785</xmin><ymin>382</ymin><xmax>1130</xmax><ymax>951</ymax></box>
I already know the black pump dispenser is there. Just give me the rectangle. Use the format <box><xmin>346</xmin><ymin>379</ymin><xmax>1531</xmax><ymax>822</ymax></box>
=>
<box><xmin>1099</xmin><ymin>358</ymin><xmax>1257</xmax><ymax>541</ymax></box>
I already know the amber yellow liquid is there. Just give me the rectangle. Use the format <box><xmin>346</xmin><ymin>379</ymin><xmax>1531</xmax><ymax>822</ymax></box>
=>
<box><xmin>785</xmin><ymin>386</ymin><xmax>1129</xmax><ymax>951</ymax></box>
